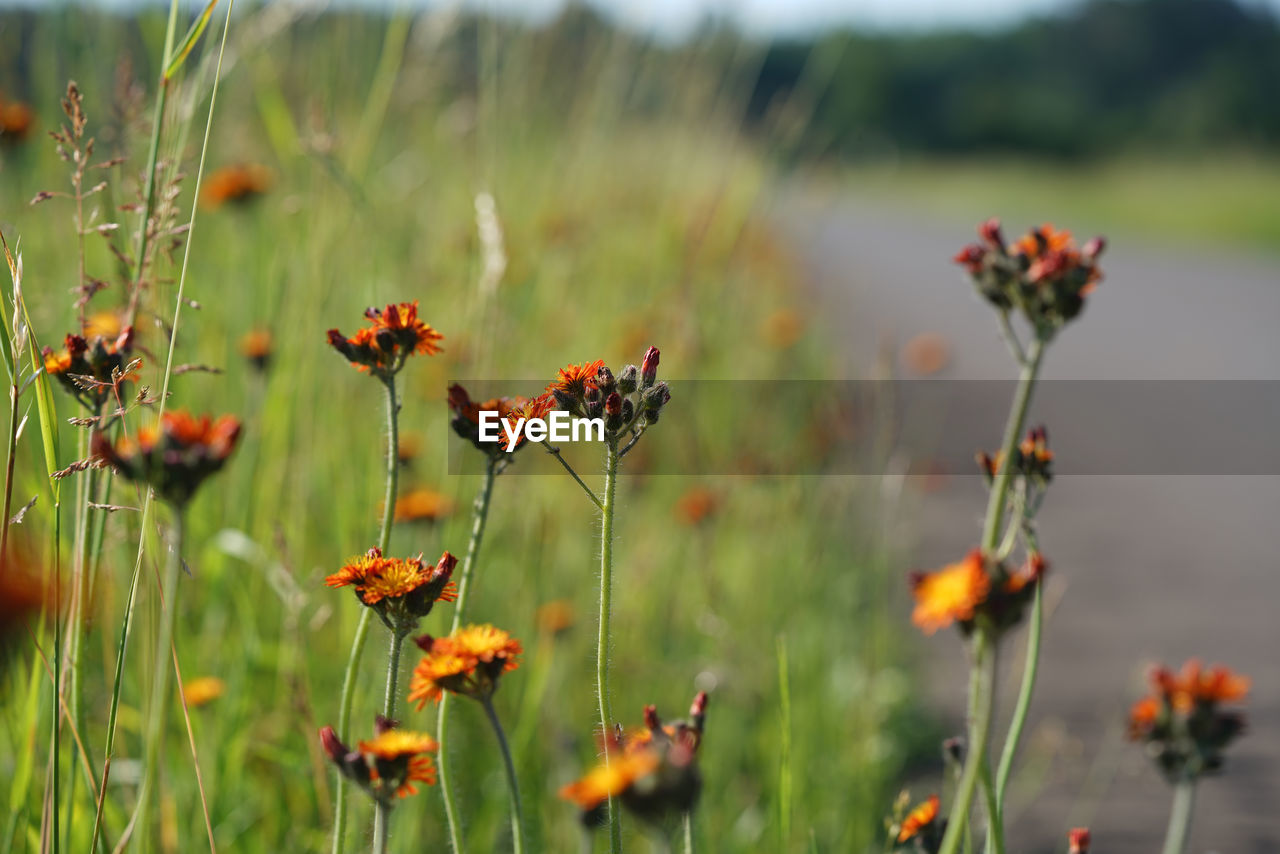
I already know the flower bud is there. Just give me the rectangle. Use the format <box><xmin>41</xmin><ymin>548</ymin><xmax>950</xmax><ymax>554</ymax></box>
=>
<box><xmin>1082</xmin><ymin>236</ymin><xmax>1106</xmax><ymax>259</ymax></box>
<box><xmin>620</xmin><ymin>398</ymin><xmax>634</xmax><ymax>424</ymax></box>
<box><xmin>617</xmin><ymin>365</ymin><xmax>639</xmax><ymax>395</ymax></box>
<box><xmin>605</xmin><ymin>392</ymin><xmax>622</xmax><ymax>416</ymax></box>
<box><xmin>978</xmin><ymin>217</ymin><xmax>1004</xmax><ymax>250</ymax></box>
<box><xmin>596</xmin><ymin>365</ymin><xmax>616</xmax><ymax>395</ymax></box>
<box><xmin>584</xmin><ymin>387</ymin><xmax>604</xmax><ymax>419</ymax></box>
<box><xmin>642</xmin><ymin>381</ymin><xmax>670</xmax><ymax>413</ymax></box>
<box><xmin>641</xmin><ymin>346</ymin><xmax>660</xmax><ymax>388</ymax></box>
<box><xmin>374</xmin><ymin>714</ymin><xmax>398</xmax><ymax>735</ymax></box>
<box><xmin>1068</xmin><ymin>828</ymin><xmax>1091</xmax><ymax>854</ymax></box>
<box><xmin>320</xmin><ymin>726</ymin><xmax>349</xmax><ymax>764</ymax></box>
<box><xmin>953</xmin><ymin>244</ymin><xmax>985</xmax><ymax>275</ymax></box>
<box><xmin>413</xmin><ymin>633</ymin><xmax>436</xmax><ymax>653</ymax></box>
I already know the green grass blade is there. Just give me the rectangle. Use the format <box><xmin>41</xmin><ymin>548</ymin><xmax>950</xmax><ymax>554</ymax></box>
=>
<box><xmin>164</xmin><ymin>0</ymin><xmax>220</xmax><ymax>82</ymax></box>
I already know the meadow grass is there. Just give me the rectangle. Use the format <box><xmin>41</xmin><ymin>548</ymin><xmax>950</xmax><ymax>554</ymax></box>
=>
<box><xmin>1</xmin><ymin>8</ymin><xmax>926</xmax><ymax>852</ymax></box>
<box><xmin>840</xmin><ymin>155</ymin><xmax>1280</xmax><ymax>252</ymax></box>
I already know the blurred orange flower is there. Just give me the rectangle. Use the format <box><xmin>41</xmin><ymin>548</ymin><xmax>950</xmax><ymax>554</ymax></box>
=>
<box><xmin>0</xmin><ymin>98</ymin><xmax>34</xmax><ymax>142</ymax></box>
<box><xmin>408</xmin><ymin>624</ymin><xmax>521</xmax><ymax>707</ymax></box>
<box><xmin>93</xmin><ymin>410</ymin><xmax>241</xmax><ymax>506</ymax></box>
<box><xmin>239</xmin><ymin>329</ymin><xmax>272</xmax><ymax>371</ymax></box>
<box><xmin>674</xmin><ymin>487</ymin><xmax>718</xmax><ymax>526</ymax></box>
<box><xmin>201</xmin><ymin>163</ymin><xmax>271</xmax><ymax>208</ymax></box>
<box><xmin>910</xmin><ymin>550</ymin><xmax>991</xmax><ymax>635</ymax></box>
<box><xmin>559</xmin><ymin>750</ymin><xmax>660</xmax><ymax>811</ymax></box>
<box><xmin>897</xmin><ymin>794</ymin><xmax>940</xmax><ymax>843</ymax></box>
<box><xmin>182</xmin><ymin>676</ymin><xmax>225</xmax><ymax>708</ymax></box>
<box><xmin>394</xmin><ymin>488</ymin><xmax>454</xmax><ymax>523</ymax></box>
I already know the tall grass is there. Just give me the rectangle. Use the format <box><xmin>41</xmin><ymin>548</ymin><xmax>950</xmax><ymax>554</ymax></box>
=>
<box><xmin>0</xmin><ymin>8</ymin><xmax>922</xmax><ymax>852</ymax></box>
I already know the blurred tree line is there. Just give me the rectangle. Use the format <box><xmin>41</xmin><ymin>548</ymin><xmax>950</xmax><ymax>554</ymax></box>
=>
<box><xmin>750</xmin><ymin>0</ymin><xmax>1280</xmax><ymax>159</ymax></box>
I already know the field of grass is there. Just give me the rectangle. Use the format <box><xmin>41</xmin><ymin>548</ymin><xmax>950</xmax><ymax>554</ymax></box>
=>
<box><xmin>0</xmin><ymin>7</ymin><xmax>926</xmax><ymax>853</ymax></box>
<box><xmin>839</xmin><ymin>155</ymin><xmax>1280</xmax><ymax>252</ymax></box>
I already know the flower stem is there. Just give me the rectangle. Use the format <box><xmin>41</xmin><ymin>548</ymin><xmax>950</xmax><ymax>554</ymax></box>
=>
<box><xmin>135</xmin><ymin>510</ymin><xmax>184</xmax><ymax>854</ymax></box>
<box><xmin>598</xmin><ymin>438</ymin><xmax>622</xmax><ymax>854</ymax></box>
<box><xmin>482</xmin><ymin>697</ymin><xmax>525</xmax><ymax>854</ymax></box>
<box><xmin>1160</xmin><ymin>780</ymin><xmax>1197</xmax><ymax>854</ymax></box>
<box><xmin>371</xmin><ymin>630</ymin><xmax>406</xmax><ymax>854</ymax></box>
<box><xmin>332</xmin><ymin>376</ymin><xmax>401</xmax><ymax>854</ymax></box>
<box><xmin>939</xmin><ymin>336</ymin><xmax>1046</xmax><ymax>854</ymax></box>
<box><xmin>438</xmin><ymin>456</ymin><xmax>500</xmax><ymax>854</ymax></box>
<box><xmin>994</xmin><ymin>581</ymin><xmax>1043</xmax><ymax>807</ymax></box>
<box><xmin>683</xmin><ymin>812</ymin><xmax>694</xmax><ymax>854</ymax></box>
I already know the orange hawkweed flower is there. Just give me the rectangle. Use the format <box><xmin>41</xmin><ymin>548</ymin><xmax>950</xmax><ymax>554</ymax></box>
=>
<box><xmin>910</xmin><ymin>550</ymin><xmax>990</xmax><ymax>635</ymax></box>
<box><xmin>559</xmin><ymin>750</ymin><xmax>660</xmax><ymax>811</ymax></box>
<box><xmin>674</xmin><ymin>487</ymin><xmax>718</xmax><ymax>526</ymax></box>
<box><xmin>393</xmin><ymin>488</ymin><xmax>454</xmax><ymax>523</ymax></box>
<box><xmin>201</xmin><ymin>163</ymin><xmax>271</xmax><ymax>208</ymax></box>
<box><xmin>42</xmin><ymin>327</ymin><xmax>136</xmax><ymax>409</ymax></box>
<box><xmin>321</xmin><ymin>720</ymin><xmax>438</xmax><ymax>802</ymax></box>
<box><xmin>93</xmin><ymin>410</ymin><xmax>240</xmax><ymax>506</ymax></box>
<box><xmin>1068</xmin><ymin>828</ymin><xmax>1091</xmax><ymax>854</ymax></box>
<box><xmin>0</xmin><ymin>98</ymin><xmax>34</xmax><ymax>142</ymax></box>
<box><xmin>536</xmin><ymin>599</ymin><xmax>575</xmax><ymax>635</ymax></box>
<box><xmin>897</xmin><ymin>794</ymin><xmax>940</xmax><ymax>843</ymax></box>
<box><xmin>325</xmin><ymin>548</ymin><xmax>456</xmax><ymax>626</ymax></box>
<box><xmin>546</xmin><ymin>359</ymin><xmax>605</xmax><ymax>401</ymax></box>
<box><xmin>448</xmin><ymin>383</ymin><xmax>545</xmax><ymax>454</ymax></box>
<box><xmin>239</xmin><ymin>329</ymin><xmax>272</xmax><ymax>371</ymax></box>
<box><xmin>408</xmin><ymin>624</ymin><xmax>521</xmax><ymax>706</ymax></box>
<box><xmin>1128</xmin><ymin>657</ymin><xmax>1249</xmax><ymax>780</ymax></box>
<box><xmin>328</xmin><ymin>301</ymin><xmax>443</xmax><ymax>379</ymax></box>
<box><xmin>182</xmin><ymin>676</ymin><xmax>226</xmax><ymax>708</ymax></box>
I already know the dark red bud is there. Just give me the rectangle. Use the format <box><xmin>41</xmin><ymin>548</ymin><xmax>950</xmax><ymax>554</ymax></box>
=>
<box><xmin>953</xmin><ymin>244</ymin><xmax>985</xmax><ymax>273</ymax></box>
<box><xmin>1068</xmin><ymin>828</ymin><xmax>1091</xmax><ymax>854</ymax></box>
<box><xmin>643</xmin><ymin>704</ymin><xmax>660</xmax><ymax>731</ymax></box>
<box><xmin>978</xmin><ymin>217</ymin><xmax>1003</xmax><ymax>249</ymax></box>
<box><xmin>605</xmin><ymin>392</ymin><xmax>622</xmax><ymax>416</ymax></box>
<box><xmin>374</xmin><ymin>714</ymin><xmax>397</xmax><ymax>735</ymax></box>
<box><xmin>320</xmin><ymin>725</ymin><xmax>349</xmax><ymax>763</ymax></box>
<box><xmin>414</xmin><ymin>634</ymin><xmax>435</xmax><ymax>652</ymax></box>
<box><xmin>641</xmin><ymin>346</ymin><xmax>660</xmax><ymax>386</ymax></box>
<box><xmin>690</xmin><ymin>691</ymin><xmax>708</xmax><ymax>721</ymax></box>
<box><xmin>436</xmin><ymin>551</ymin><xmax>458</xmax><ymax>577</ymax></box>
<box><xmin>1082</xmin><ymin>236</ymin><xmax>1106</xmax><ymax>259</ymax></box>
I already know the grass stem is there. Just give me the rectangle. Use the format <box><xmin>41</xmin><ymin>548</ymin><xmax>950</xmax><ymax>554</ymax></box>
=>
<box><xmin>1160</xmin><ymin>780</ymin><xmax>1197</xmax><ymax>854</ymax></box>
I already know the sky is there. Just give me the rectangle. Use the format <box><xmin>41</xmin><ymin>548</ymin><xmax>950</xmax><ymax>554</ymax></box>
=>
<box><xmin>23</xmin><ymin>0</ymin><xmax>1280</xmax><ymax>38</ymax></box>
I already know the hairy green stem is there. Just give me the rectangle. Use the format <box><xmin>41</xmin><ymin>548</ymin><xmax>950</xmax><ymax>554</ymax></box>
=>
<box><xmin>938</xmin><ymin>631</ymin><xmax>997</xmax><ymax>854</ymax></box>
<box><xmin>135</xmin><ymin>511</ymin><xmax>184</xmax><ymax>854</ymax></box>
<box><xmin>978</xmin><ymin>758</ymin><xmax>1004</xmax><ymax>854</ymax></box>
<box><xmin>1160</xmin><ymin>780</ymin><xmax>1197</xmax><ymax>854</ymax></box>
<box><xmin>598</xmin><ymin>438</ymin><xmax>621</xmax><ymax>853</ymax></box>
<box><xmin>482</xmin><ymin>697</ymin><xmax>525</xmax><ymax>854</ymax></box>
<box><xmin>438</xmin><ymin>456</ymin><xmax>499</xmax><ymax>854</ymax></box>
<box><xmin>371</xmin><ymin>630</ymin><xmax>406</xmax><ymax>854</ymax></box>
<box><xmin>994</xmin><ymin>582</ymin><xmax>1043</xmax><ymax>807</ymax></box>
<box><xmin>333</xmin><ymin>376</ymin><xmax>401</xmax><ymax>854</ymax></box>
<box><xmin>940</xmin><ymin>336</ymin><xmax>1046</xmax><ymax>854</ymax></box>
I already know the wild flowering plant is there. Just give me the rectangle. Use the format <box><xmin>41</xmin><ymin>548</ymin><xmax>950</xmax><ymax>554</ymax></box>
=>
<box><xmin>891</xmin><ymin>221</ymin><xmax>1251</xmax><ymax>854</ymax></box>
<box><xmin>532</xmin><ymin>346</ymin><xmax>672</xmax><ymax>852</ymax></box>
<box><xmin>324</xmin><ymin>301</ymin><xmax>446</xmax><ymax>854</ymax></box>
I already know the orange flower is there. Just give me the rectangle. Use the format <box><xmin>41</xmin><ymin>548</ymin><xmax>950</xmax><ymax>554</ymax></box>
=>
<box><xmin>182</xmin><ymin>676</ymin><xmax>225</xmax><ymax>708</ymax></box>
<box><xmin>559</xmin><ymin>750</ymin><xmax>660</xmax><ymax>811</ymax></box>
<box><xmin>536</xmin><ymin>599</ymin><xmax>574</xmax><ymax>635</ymax></box>
<box><xmin>1</xmin><ymin>548</ymin><xmax>55</xmax><ymax>657</ymax></box>
<box><xmin>545</xmin><ymin>359</ymin><xmax>604</xmax><ymax>401</ymax></box>
<box><xmin>897</xmin><ymin>794</ymin><xmax>940</xmax><ymax>843</ymax></box>
<box><xmin>408</xmin><ymin>624</ymin><xmax>521</xmax><ymax>707</ymax></box>
<box><xmin>1154</xmin><ymin>659</ymin><xmax>1250</xmax><ymax>714</ymax></box>
<box><xmin>1068</xmin><ymin>828</ymin><xmax>1091</xmax><ymax>854</ymax></box>
<box><xmin>42</xmin><ymin>327</ymin><xmax>136</xmax><ymax>408</ymax></box>
<box><xmin>325</xmin><ymin>548</ymin><xmax>457</xmax><ymax>615</ymax></box>
<box><xmin>674</xmin><ymin>487</ymin><xmax>718</xmax><ymax>526</ymax></box>
<box><xmin>1012</xmin><ymin>223</ymin><xmax>1074</xmax><ymax>259</ymax></box>
<box><xmin>910</xmin><ymin>550</ymin><xmax>991</xmax><ymax>634</ymax></box>
<box><xmin>84</xmin><ymin>310</ymin><xmax>124</xmax><ymax>340</ymax></box>
<box><xmin>239</xmin><ymin>329</ymin><xmax>272</xmax><ymax>371</ymax></box>
<box><xmin>394</xmin><ymin>488</ymin><xmax>454</xmax><ymax>523</ymax></box>
<box><xmin>1127</xmin><ymin>695</ymin><xmax>1161</xmax><ymax>739</ymax></box>
<box><xmin>447</xmin><ymin>383</ymin><xmax>545</xmax><ymax>453</ymax></box>
<box><xmin>328</xmin><ymin>301</ymin><xmax>443</xmax><ymax>378</ymax></box>
<box><xmin>762</xmin><ymin>308</ymin><xmax>805</xmax><ymax>350</ymax></box>
<box><xmin>394</xmin><ymin>755</ymin><xmax>438</xmax><ymax>797</ymax></box>
<box><xmin>0</xmin><ymin>98</ymin><xmax>34</xmax><ymax>142</ymax></box>
<box><xmin>201</xmin><ymin>163</ymin><xmax>271</xmax><ymax>208</ymax></box>
<box><xmin>358</xmin><ymin>729</ymin><xmax>439</xmax><ymax>760</ymax></box>
<box><xmin>93</xmin><ymin>410</ymin><xmax>241</xmax><ymax>506</ymax></box>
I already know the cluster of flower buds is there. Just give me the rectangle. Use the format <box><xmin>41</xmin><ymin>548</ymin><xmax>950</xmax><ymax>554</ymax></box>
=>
<box><xmin>408</xmin><ymin>624</ymin><xmax>522</xmax><ymax>706</ymax></box>
<box><xmin>561</xmin><ymin>691</ymin><xmax>709</xmax><ymax>829</ymax></box>
<box><xmin>1128</xmin><ymin>659</ymin><xmax>1249</xmax><ymax>781</ymax></box>
<box><xmin>327</xmin><ymin>301</ymin><xmax>444</xmax><ymax>380</ymax></box>
<box><xmin>447</xmin><ymin>383</ymin><xmax>550</xmax><ymax>457</ymax></box>
<box><xmin>890</xmin><ymin>793</ymin><xmax>943</xmax><ymax>853</ymax></box>
<box><xmin>977</xmin><ymin>425</ymin><xmax>1053</xmax><ymax>487</ymax></box>
<box><xmin>319</xmin><ymin>716</ymin><xmax>438</xmax><ymax>804</ymax></box>
<box><xmin>324</xmin><ymin>548</ymin><xmax>456</xmax><ymax>635</ymax></box>
<box><xmin>543</xmin><ymin>345</ymin><xmax>671</xmax><ymax>444</ymax></box>
<box><xmin>93</xmin><ymin>410</ymin><xmax>241</xmax><ymax>507</ymax></box>
<box><xmin>909</xmin><ymin>549</ymin><xmax>1047</xmax><ymax>637</ymax></box>
<box><xmin>43</xmin><ymin>327</ymin><xmax>136</xmax><ymax>409</ymax></box>
<box><xmin>954</xmin><ymin>219</ymin><xmax>1105</xmax><ymax>332</ymax></box>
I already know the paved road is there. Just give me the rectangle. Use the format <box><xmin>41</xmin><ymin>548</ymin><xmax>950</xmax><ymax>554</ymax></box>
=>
<box><xmin>780</xmin><ymin>194</ymin><xmax>1280</xmax><ymax>852</ymax></box>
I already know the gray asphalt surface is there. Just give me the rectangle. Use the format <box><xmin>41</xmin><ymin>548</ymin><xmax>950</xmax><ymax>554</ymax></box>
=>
<box><xmin>781</xmin><ymin>193</ymin><xmax>1280</xmax><ymax>853</ymax></box>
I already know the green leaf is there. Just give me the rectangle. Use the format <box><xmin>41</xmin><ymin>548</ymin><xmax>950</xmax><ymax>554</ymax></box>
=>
<box><xmin>164</xmin><ymin>0</ymin><xmax>220</xmax><ymax>82</ymax></box>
